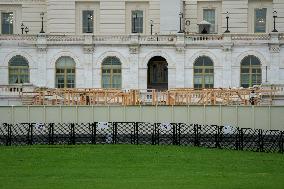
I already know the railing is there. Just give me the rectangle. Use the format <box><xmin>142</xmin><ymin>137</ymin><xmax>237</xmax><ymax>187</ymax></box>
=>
<box><xmin>46</xmin><ymin>35</ymin><xmax>85</xmax><ymax>44</ymax></box>
<box><xmin>0</xmin><ymin>34</ymin><xmax>37</xmax><ymax>41</ymax></box>
<box><xmin>0</xmin><ymin>122</ymin><xmax>283</xmax><ymax>153</ymax></box>
<box><xmin>185</xmin><ymin>34</ymin><xmax>223</xmax><ymax>42</ymax></box>
<box><xmin>0</xmin><ymin>85</ymin><xmax>23</xmax><ymax>96</ymax></box>
<box><xmin>231</xmin><ymin>33</ymin><xmax>270</xmax><ymax>40</ymax></box>
<box><xmin>261</xmin><ymin>84</ymin><xmax>284</xmax><ymax>96</ymax></box>
<box><xmin>0</xmin><ymin>33</ymin><xmax>281</xmax><ymax>45</ymax></box>
<box><xmin>23</xmin><ymin>88</ymin><xmax>277</xmax><ymax>106</ymax></box>
<box><xmin>139</xmin><ymin>35</ymin><xmax>177</xmax><ymax>43</ymax></box>
<box><xmin>93</xmin><ymin>35</ymin><xmax>131</xmax><ymax>43</ymax></box>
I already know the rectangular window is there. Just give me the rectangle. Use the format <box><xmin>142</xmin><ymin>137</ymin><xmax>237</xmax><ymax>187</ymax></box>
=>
<box><xmin>132</xmin><ymin>10</ymin><xmax>143</xmax><ymax>33</ymax></box>
<box><xmin>203</xmin><ymin>9</ymin><xmax>215</xmax><ymax>33</ymax></box>
<box><xmin>255</xmin><ymin>8</ymin><xmax>267</xmax><ymax>33</ymax></box>
<box><xmin>82</xmin><ymin>10</ymin><xmax>94</xmax><ymax>33</ymax></box>
<box><xmin>1</xmin><ymin>12</ymin><xmax>14</xmax><ymax>34</ymax></box>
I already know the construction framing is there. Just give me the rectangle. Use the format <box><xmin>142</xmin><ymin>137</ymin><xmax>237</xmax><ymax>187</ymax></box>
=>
<box><xmin>22</xmin><ymin>88</ymin><xmax>276</xmax><ymax>106</ymax></box>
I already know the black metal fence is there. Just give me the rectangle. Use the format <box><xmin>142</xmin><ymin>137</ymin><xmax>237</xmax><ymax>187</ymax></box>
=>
<box><xmin>0</xmin><ymin>122</ymin><xmax>283</xmax><ymax>153</ymax></box>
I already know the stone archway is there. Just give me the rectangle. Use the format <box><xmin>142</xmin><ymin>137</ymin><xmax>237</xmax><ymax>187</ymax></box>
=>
<box><xmin>147</xmin><ymin>56</ymin><xmax>168</xmax><ymax>91</ymax></box>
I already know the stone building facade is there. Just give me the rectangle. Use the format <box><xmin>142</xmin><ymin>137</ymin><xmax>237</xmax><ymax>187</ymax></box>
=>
<box><xmin>0</xmin><ymin>0</ymin><xmax>284</xmax><ymax>90</ymax></box>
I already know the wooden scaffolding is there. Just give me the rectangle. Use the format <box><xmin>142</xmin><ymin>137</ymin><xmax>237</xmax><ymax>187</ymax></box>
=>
<box><xmin>21</xmin><ymin>87</ymin><xmax>276</xmax><ymax>106</ymax></box>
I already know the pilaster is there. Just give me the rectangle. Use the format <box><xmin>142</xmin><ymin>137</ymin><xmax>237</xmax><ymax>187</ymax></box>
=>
<box><xmin>175</xmin><ymin>33</ymin><xmax>185</xmax><ymax>88</ymax></box>
<box><xmin>83</xmin><ymin>35</ymin><xmax>95</xmax><ymax>87</ymax></box>
<box><xmin>222</xmin><ymin>34</ymin><xmax>233</xmax><ymax>87</ymax></box>
<box><xmin>36</xmin><ymin>34</ymin><xmax>47</xmax><ymax>87</ymax></box>
<box><xmin>269</xmin><ymin>33</ymin><xmax>280</xmax><ymax>84</ymax></box>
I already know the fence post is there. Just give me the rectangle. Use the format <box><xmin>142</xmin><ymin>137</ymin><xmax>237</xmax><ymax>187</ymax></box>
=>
<box><xmin>194</xmin><ymin>124</ymin><xmax>200</xmax><ymax>147</ymax></box>
<box><xmin>70</xmin><ymin>123</ymin><xmax>75</xmax><ymax>145</ymax></box>
<box><xmin>258</xmin><ymin>129</ymin><xmax>264</xmax><ymax>152</ymax></box>
<box><xmin>281</xmin><ymin>131</ymin><xmax>284</xmax><ymax>154</ymax></box>
<box><xmin>178</xmin><ymin>123</ymin><xmax>181</xmax><ymax>145</ymax></box>
<box><xmin>48</xmin><ymin>123</ymin><xmax>54</xmax><ymax>145</ymax></box>
<box><xmin>4</xmin><ymin>123</ymin><xmax>12</xmax><ymax>146</ymax></box>
<box><xmin>135</xmin><ymin>122</ymin><xmax>139</xmax><ymax>145</ymax></box>
<box><xmin>90</xmin><ymin>122</ymin><xmax>96</xmax><ymax>144</ymax></box>
<box><xmin>112</xmin><ymin>122</ymin><xmax>117</xmax><ymax>144</ymax></box>
<box><xmin>236</xmin><ymin>128</ymin><xmax>240</xmax><ymax>150</ymax></box>
<box><xmin>239</xmin><ymin>128</ymin><xmax>244</xmax><ymax>151</ymax></box>
<box><xmin>152</xmin><ymin>123</ymin><xmax>157</xmax><ymax>145</ymax></box>
<box><xmin>28</xmin><ymin>123</ymin><xmax>34</xmax><ymax>145</ymax></box>
<box><xmin>156</xmin><ymin>123</ymin><xmax>159</xmax><ymax>145</ymax></box>
<box><xmin>216</xmin><ymin>125</ymin><xmax>222</xmax><ymax>149</ymax></box>
<box><xmin>172</xmin><ymin>123</ymin><xmax>176</xmax><ymax>145</ymax></box>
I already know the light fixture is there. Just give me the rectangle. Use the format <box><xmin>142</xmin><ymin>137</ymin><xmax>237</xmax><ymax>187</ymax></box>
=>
<box><xmin>24</xmin><ymin>26</ymin><xmax>29</xmax><ymax>34</ymax></box>
<box><xmin>224</xmin><ymin>12</ymin><xmax>230</xmax><ymax>33</ymax></box>
<box><xmin>21</xmin><ymin>23</ymin><xmax>25</xmax><ymax>34</ymax></box>
<box><xmin>150</xmin><ymin>20</ymin><xmax>154</xmax><ymax>35</ymax></box>
<box><xmin>272</xmin><ymin>10</ymin><xmax>278</xmax><ymax>32</ymax></box>
<box><xmin>87</xmin><ymin>14</ymin><xmax>93</xmax><ymax>33</ymax></box>
<box><xmin>178</xmin><ymin>12</ymin><xmax>184</xmax><ymax>33</ymax></box>
<box><xmin>40</xmin><ymin>12</ymin><xmax>45</xmax><ymax>33</ymax></box>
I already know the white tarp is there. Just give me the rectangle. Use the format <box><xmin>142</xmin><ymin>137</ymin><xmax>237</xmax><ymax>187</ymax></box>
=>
<box><xmin>160</xmin><ymin>122</ymin><xmax>172</xmax><ymax>131</ymax></box>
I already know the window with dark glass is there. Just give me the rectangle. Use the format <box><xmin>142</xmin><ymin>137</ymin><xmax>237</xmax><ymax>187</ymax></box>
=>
<box><xmin>203</xmin><ymin>9</ymin><xmax>215</xmax><ymax>33</ymax></box>
<box><xmin>82</xmin><ymin>10</ymin><xmax>94</xmax><ymax>33</ymax></box>
<box><xmin>102</xmin><ymin>57</ymin><xmax>122</xmax><ymax>89</ymax></box>
<box><xmin>194</xmin><ymin>56</ymin><xmax>214</xmax><ymax>89</ymax></box>
<box><xmin>255</xmin><ymin>8</ymin><xmax>267</xmax><ymax>33</ymax></box>
<box><xmin>132</xmin><ymin>10</ymin><xmax>143</xmax><ymax>33</ymax></box>
<box><xmin>55</xmin><ymin>57</ymin><xmax>76</xmax><ymax>88</ymax></box>
<box><xmin>9</xmin><ymin>55</ymin><xmax>29</xmax><ymax>84</ymax></box>
<box><xmin>240</xmin><ymin>55</ymin><xmax>262</xmax><ymax>88</ymax></box>
<box><xmin>1</xmin><ymin>12</ymin><xmax>13</xmax><ymax>34</ymax></box>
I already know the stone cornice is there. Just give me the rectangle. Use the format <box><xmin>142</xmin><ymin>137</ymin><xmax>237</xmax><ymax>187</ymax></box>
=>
<box><xmin>0</xmin><ymin>0</ymin><xmax>46</xmax><ymax>4</ymax></box>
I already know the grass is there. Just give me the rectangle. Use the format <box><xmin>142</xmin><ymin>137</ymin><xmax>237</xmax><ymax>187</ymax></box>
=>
<box><xmin>0</xmin><ymin>145</ymin><xmax>283</xmax><ymax>189</ymax></box>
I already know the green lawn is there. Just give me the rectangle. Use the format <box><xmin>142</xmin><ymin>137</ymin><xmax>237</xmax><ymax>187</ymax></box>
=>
<box><xmin>0</xmin><ymin>145</ymin><xmax>283</xmax><ymax>189</ymax></box>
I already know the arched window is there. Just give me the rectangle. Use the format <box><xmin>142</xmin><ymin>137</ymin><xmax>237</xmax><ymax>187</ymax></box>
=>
<box><xmin>102</xmin><ymin>57</ymin><xmax>122</xmax><ymax>89</ymax></box>
<box><xmin>193</xmin><ymin>56</ymin><xmax>214</xmax><ymax>89</ymax></box>
<box><xmin>240</xmin><ymin>55</ymin><xmax>262</xmax><ymax>88</ymax></box>
<box><xmin>9</xmin><ymin>55</ymin><xmax>29</xmax><ymax>84</ymax></box>
<box><xmin>55</xmin><ymin>57</ymin><xmax>76</xmax><ymax>88</ymax></box>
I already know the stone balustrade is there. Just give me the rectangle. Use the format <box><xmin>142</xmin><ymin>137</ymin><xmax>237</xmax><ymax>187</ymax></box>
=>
<box><xmin>185</xmin><ymin>34</ymin><xmax>223</xmax><ymax>42</ymax></box>
<box><xmin>231</xmin><ymin>33</ymin><xmax>271</xmax><ymax>40</ymax></box>
<box><xmin>0</xmin><ymin>33</ymin><xmax>281</xmax><ymax>46</ymax></box>
<box><xmin>93</xmin><ymin>35</ymin><xmax>131</xmax><ymax>42</ymax></box>
<box><xmin>0</xmin><ymin>34</ymin><xmax>37</xmax><ymax>41</ymax></box>
<box><xmin>46</xmin><ymin>35</ymin><xmax>85</xmax><ymax>42</ymax></box>
<box><xmin>0</xmin><ymin>85</ymin><xmax>23</xmax><ymax>96</ymax></box>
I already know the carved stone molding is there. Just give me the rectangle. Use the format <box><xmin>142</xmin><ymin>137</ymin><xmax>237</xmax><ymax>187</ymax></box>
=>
<box><xmin>175</xmin><ymin>46</ymin><xmax>185</xmax><ymax>53</ymax></box>
<box><xmin>269</xmin><ymin>45</ymin><xmax>280</xmax><ymax>53</ymax></box>
<box><xmin>83</xmin><ymin>45</ymin><xmax>95</xmax><ymax>54</ymax></box>
<box><xmin>222</xmin><ymin>42</ymin><xmax>233</xmax><ymax>52</ymax></box>
<box><xmin>129</xmin><ymin>45</ymin><xmax>139</xmax><ymax>54</ymax></box>
<box><xmin>36</xmin><ymin>45</ymin><xmax>47</xmax><ymax>52</ymax></box>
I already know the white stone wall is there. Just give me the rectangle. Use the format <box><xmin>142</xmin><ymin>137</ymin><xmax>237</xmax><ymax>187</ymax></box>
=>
<box><xmin>160</xmin><ymin>0</ymin><xmax>181</xmax><ymax>34</ymax></box>
<box><xmin>1</xmin><ymin>0</ymin><xmax>284</xmax><ymax>35</ymax></box>
<box><xmin>0</xmin><ymin>34</ymin><xmax>283</xmax><ymax>89</ymax></box>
